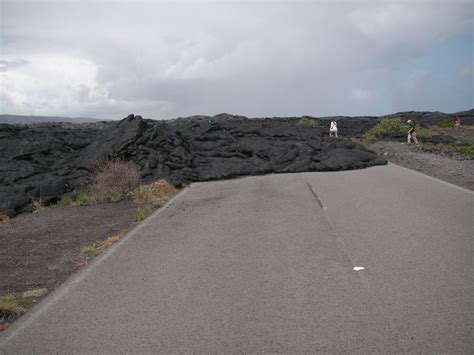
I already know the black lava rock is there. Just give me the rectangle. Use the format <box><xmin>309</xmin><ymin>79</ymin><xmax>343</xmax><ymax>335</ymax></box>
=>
<box><xmin>1</xmin><ymin>110</ymin><xmax>471</xmax><ymax>216</ymax></box>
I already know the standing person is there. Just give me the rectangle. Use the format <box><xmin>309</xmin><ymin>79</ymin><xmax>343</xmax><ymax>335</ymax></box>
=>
<box><xmin>455</xmin><ymin>116</ymin><xmax>461</xmax><ymax>127</ymax></box>
<box><xmin>329</xmin><ymin>119</ymin><xmax>338</xmax><ymax>138</ymax></box>
<box><xmin>407</xmin><ymin>119</ymin><xmax>419</xmax><ymax>144</ymax></box>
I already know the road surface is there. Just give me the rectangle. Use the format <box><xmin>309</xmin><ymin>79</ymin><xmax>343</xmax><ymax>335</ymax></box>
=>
<box><xmin>1</xmin><ymin>164</ymin><xmax>472</xmax><ymax>353</ymax></box>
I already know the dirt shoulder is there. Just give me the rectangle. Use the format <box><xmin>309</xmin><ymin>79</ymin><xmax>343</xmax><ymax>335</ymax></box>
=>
<box><xmin>370</xmin><ymin>141</ymin><xmax>474</xmax><ymax>190</ymax></box>
<box><xmin>0</xmin><ymin>201</ymin><xmax>141</xmax><ymax>329</ymax></box>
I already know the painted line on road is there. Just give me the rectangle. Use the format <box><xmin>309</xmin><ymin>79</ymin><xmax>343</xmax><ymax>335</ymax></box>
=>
<box><xmin>306</xmin><ymin>183</ymin><xmax>328</xmax><ymax>210</ymax></box>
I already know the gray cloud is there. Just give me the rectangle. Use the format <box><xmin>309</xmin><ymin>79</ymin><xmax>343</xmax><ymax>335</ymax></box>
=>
<box><xmin>1</xmin><ymin>0</ymin><xmax>472</xmax><ymax>119</ymax></box>
<box><xmin>0</xmin><ymin>59</ymin><xmax>29</xmax><ymax>72</ymax></box>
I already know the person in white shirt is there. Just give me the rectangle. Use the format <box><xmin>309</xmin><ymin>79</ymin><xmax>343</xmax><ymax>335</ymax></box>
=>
<box><xmin>329</xmin><ymin>119</ymin><xmax>338</xmax><ymax>137</ymax></box>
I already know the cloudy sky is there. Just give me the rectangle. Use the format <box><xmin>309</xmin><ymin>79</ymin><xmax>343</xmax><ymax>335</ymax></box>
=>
<box><xmin>1</xmin><ymin>0</ymin><xmax>472</xmax><ymax>119</ymax></box>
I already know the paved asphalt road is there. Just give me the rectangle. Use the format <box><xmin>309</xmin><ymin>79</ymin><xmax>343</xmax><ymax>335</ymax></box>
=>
<box><xmin>1</xmin><ymin>164</ymin><xmax>472</xmax><ymax>353</ymax></box>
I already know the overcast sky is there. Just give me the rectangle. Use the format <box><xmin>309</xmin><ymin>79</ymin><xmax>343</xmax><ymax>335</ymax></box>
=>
<box><xmin>1</xmin><ymin>0</ymin><xmax>472</xmax><ymax>119</ymax></box>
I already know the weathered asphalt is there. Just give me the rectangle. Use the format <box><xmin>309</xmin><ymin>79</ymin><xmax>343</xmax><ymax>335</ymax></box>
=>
<box><xmin>1</xmin><ymin>164</ymin><xmax>472</xmax><ymax>353</ymax></box>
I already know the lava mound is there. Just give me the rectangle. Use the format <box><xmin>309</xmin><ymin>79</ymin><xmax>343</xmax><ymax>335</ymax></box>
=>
<box><xmin>0</xmin><ymin>114</ymin><xmax>386</xmax><ymax>215</ymax></box>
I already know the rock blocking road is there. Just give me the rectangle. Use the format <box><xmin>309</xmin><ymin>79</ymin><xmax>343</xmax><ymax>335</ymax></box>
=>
<box><xmin>0</xmin><ymin>165</ymin><xmax>472</xmax><ymax>353</ymax></box>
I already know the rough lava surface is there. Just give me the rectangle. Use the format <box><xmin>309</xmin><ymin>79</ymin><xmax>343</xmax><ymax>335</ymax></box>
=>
<box><xmin>1</xmin><ymin>110</ymin><xmax>472</xmax><ymax>216</ymax></box>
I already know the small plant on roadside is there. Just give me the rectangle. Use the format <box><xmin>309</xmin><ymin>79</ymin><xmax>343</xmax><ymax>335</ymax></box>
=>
<box><xmin>0</xmin><ymin>212</ymin><xmax>10</xmax><ymax>224</ymax></box>
<box><xmin>420</xmin><ymin>142</ymin><xmax>474</xmax><ymax>157</ymax></box>
<box><xmin>22</xmin><ymin>288</ymin><xmax>47</xmax><ymax>299</ymax></box>
<box><xmin>449</xmin><ymin>143</ymin><xmax>474</xmax><ymax>157</ymax></box>
<box><xmin>47</xmin><ymin>264</ymin><xmax>59</xmax><ymax>272</ymax></box>
<box><xmin>0</xmin><ymin>294</ymin><xmax>20</xmax><ymax>317</ymax></box>
<box><xmin>80</xmin><ymin>245</ymin><xmax>99</xmax><ymax>257</ymax></box>
<box><xmin>32</xmin><ymin>199</ymin><xmax>45</xmax><ymax>213</ymax></box>
<box><xmin>135</xmin><ymin>206</ymin><xmax>156</xmax><ymax>222</ymax></box>
<box><xmin>59</xmin><ymin>196</ymin><xmax>74</xmax><ymax>207</ymax></box>
<box><xmin>0</xmin><ymin>288</ymin><xmax>46</xmax><ymax>320</ymax></box>
<box><xmin>110</xmin><ymin>192</ymin><xmax>124</xmax><ymax>203</ymax></box>
<box><xmin>297</xmin><ymin>117</ymin><xmax>320</xmax><ymax>128</ymax></box>
<box><xmin>74</xmin><ymin>191</ymin><xmax>91</xmax><ymax>206</ymax></box>
<box><xmin>132</xmin><ymin>180</ymin><xmax>178</xmax><ymax>206</ymax></box>
<box><xmin>92</xmin><ymin>160</ymin><xmax>140</xmax><ymax>203</ymax></box>
<box><xmin>132</xmin><ymin>180</ymin><xmax>178</xmax><ymax>222</ymax></box>
<box><xmin>80</xmin><ymin>235</ymin><xmax>121</xmax><ymax>258</ymax></box>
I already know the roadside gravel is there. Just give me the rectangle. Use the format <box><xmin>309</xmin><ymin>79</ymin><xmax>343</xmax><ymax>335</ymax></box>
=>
<box><xmin>371</xmin><ymin>141</ymin><xmax>474</xmax><ymax>190</ymax></box>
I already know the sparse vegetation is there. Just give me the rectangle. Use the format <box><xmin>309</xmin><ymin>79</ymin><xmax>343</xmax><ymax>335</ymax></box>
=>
<box><xmin>297</xmin><ymin>117</ymin><xmax>320</xmax><ymax>128</ymax></box>
<box><xmin>416</xmin><ymin>128</ymin><xmax>432</xmax><ymax>139</ymax></box>
<box><xmin>80</xmin><ymin>235</ymin><xmax>121</xmax><ymax>258</ymax></box>
<box><xmin>437</xmin><ymin>119</ymin><xmax>456</xmax><ymax>129</ymax></box>
<box><xmin>132</xmin><ymin>180</ymin><xmax>178</xmax><ymax>205</ymax></box>
<box><xmin>0</xmin><ymin>212</ymin><xmax>11</xmax><ymax>223</ymax></box>
<box><xmin>0</xmin><ymin>294</ymin><xmax>20</xmax><ymax>317</ymax></box>
<box><xmin>32</xmin><ymin>199</ymin><xmax>45</xmax><ymax>213</ymax></box>
<box><xmin>135</xmin><ymin>206</ymin><xmax>156</xmax><ymax>222</ymax></box>
<box><xmin>0</xmin><ymin>288</ymin><xmax>47</xmax><ymax>320</ymax></box>
<box><xmin>421</xmin><ymin>142</ymin><xmax>474</xmax><ymax>157</ymax></box>
<box><xmin>74</xmin><ymin>191</ymin><xmax>91</xmax><ymax>206</ymax></box>
<box><xmin>92</xmin><ymin>160</ymin><xmax>140</xmax><ymax>203</ymax></box>
<box><xmin>452</xmin><ymin>144</ymin><xmax>474</xmax><ymax>157</ymax></box>
<box><xmin>371</xmin><ymin>118</ymin><xmax>410</xmax><ymax>136</ymax></box>
<box><xmin>59</xmin><ymin>196</ymin><xmax>74</xmax><ymax>207</ymax></box>
<box><xmin>133</xmin><ymin>180</ymin><xmax>178</xmax><ymax>222</ymax></box>
<box><xmin>362</xmin><ymin>118</ymin><xmax>436</xmax><ymax>144</ymax></box>
<box><xmin>110</xmin><ymin>192</ymin><xmax>124</xmax><ymax>203</ymax></box>
<box><xmin>22</xmin><ymin>288</ymin><xmax>47</xmax><ymax>298</ymax></box>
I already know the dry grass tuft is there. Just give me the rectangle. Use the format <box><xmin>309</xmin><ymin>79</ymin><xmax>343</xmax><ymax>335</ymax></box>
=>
<box><xmin>32</xmin><ymin>199</ymin><xmax>45</xmax><ymax>213</ymax></box>
<box><xmin>92</xmin><ymin>160</ymin><xmax>140</xmax><ymax>203</ymax></box>
<box><xmin>133</xmin><ymin>180</ymin><xmax>178</xmax><ymax>222</ymax></box>
<box><xmin>22</xmin><ymin>288</ymin><xmax>47</xmax><ymax>299</ymax></box>
<box><xmin>0</xmin><ymin>294</ymin><xmax>21</xmax><ymax>317</ymax></box>
<box><xmin>0</xmin><ymin>212</ymin><xmax>11</xmax><ymax>224</ymax></box>
<box><xmin>132</xmin><ymin>180</ymin><xmax>178</xmax><ymax>206</ymax></box>
<box><xmin>80</xmin><ymin>235</ymin><xmax>121</xmax><ymax>258</ymax></box>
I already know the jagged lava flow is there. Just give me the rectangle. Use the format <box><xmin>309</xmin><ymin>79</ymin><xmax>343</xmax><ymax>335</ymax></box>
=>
<box><xmin>1</xmin><ymin>110</ymin><xmax>472</xmax><ymax>216</ymax></box>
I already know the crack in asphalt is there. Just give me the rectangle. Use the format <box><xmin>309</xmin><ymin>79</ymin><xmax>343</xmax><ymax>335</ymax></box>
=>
<box><xmin>306</xmin><ymin>183</ymin><xmax>327</xmax><ymax>210</ymax></box>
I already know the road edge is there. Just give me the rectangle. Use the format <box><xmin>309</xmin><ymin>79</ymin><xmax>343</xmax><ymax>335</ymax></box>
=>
<box><xmin>0</xmin><ymin>185</ymin><xmax>192</xmax><ymax>346</ymax></box>
<box><xmin>388</xmin><ymin>162</ymin><xmax>474</xmax><ymax>194</ymax></box>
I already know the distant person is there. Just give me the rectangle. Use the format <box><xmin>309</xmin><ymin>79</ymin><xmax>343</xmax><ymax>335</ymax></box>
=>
<box><xmin>407</xmin><ymin>119</ymin><xmax>419</xmax><ymax>144</ymax></box>
<box><xmin>329</xmin><ymin>119</ymin><xmax>338</xmax><ymax>138</ymax></box>
<box><xmin>455</xmin><ymin>116</ymin><xmax>461</xmax><ymax>127</ymax></box>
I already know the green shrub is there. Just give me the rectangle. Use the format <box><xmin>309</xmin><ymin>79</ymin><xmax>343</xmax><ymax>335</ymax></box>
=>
<box><xmin>135</xmin><ymin>207</ymin><xmax>155</xmax><ymax>222</ymax></box>
<box><xmin>437</xmin><ymin>119</ymin><xmax>455</xmax><ymax>129</ymax></box>
<box><xmin>74</xmin><ymin>191</ymin><xmax>91</xmax><ymax>206</ymax></box>
<box><xmin>416</xmin><ymin>128</ymin><xmax>432</xmax><ymax>139</ymax></box>
<box><xmin>371</xmin><ymin>118</ymin><xmax>410</xmax><ymax>136</ymax></box>
<box><xmin>110</xmin><ymin>192</ymin><xmax>124</xmax><ymax>203</ymax></box>
<box><xmin>451</xmin><ymin>144</ymin><xmax>474</xmax><ymax>157</ymax></box>
<box><xmin>297</xmin><ymin>117</ymin><xmax>320</xmax><ymax>128</ymax></box>
<box><xmin>361</xmin><ymin>132</ymin><xmax>377</xmax><ymax>145</ymax></box>
<box><xmin>59</xmin><ymin>196</ymin><xmax>73</xmax><ymax>207</ymax></box>
<box><xmin>363</xmin><ymin>118</ymin><xmax>423</xmax><ymax>143</ymax></box>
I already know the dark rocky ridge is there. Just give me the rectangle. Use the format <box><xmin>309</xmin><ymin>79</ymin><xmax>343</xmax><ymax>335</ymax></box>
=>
<box><xmin>1</xmin><ymin>110</ymin><xmax>472</xmax><ymax>216</ymax></box>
